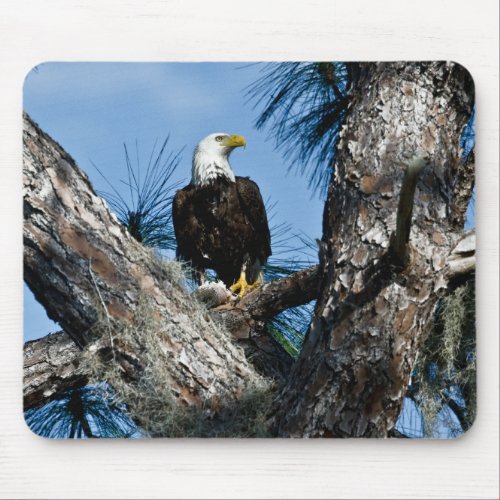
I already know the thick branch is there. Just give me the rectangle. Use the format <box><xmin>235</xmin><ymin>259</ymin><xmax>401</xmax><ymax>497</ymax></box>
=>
<box><xmin>389</xmin><ymin>156</ymin><xmax>426</xmax><ymax>266</ymax></box>
<box><xmin>212</xmin><ymin>265</ymin><xmax>319</xmax><ymax>338</ymax></box>
<box><xmin>24</xmin><ymin>264</ymin><xmax>320</xmax><ymax>408</ymax></box>
<box><xmin>212</xmin><ymin>265</ymin><xmax>320</xmax><ymax>381</ymax></box>
<box><xmin>446</xmin><ymin>230</ymin><xmax>475</xmax><ymax>284</ymax></box>
<box><xmin>24</xmin><ymin>331</ymin><xmax>87</xmax><ymax>410</ymax></box>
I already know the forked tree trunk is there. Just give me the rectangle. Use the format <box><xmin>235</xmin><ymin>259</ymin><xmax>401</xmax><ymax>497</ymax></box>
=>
<box><xmin>23</xmin><ymin>61</ymin><xmax>474</xmax><ymax>437</ymax></box>
<box><xmin>271</xmin><ymin>62</ymin><xmax>474</xmax><ymax>437</ymax></box>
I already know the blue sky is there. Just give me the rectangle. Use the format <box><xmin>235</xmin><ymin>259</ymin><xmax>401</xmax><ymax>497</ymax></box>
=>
<box><xmin>23</xmin><ymin>62</ymin><xmax>325</xmax><ymax>341</ymax></box>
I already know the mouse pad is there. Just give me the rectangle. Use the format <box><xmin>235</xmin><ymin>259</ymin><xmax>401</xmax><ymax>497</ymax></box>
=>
<box><xmin>23</xmin><ymin>61</ymin><xmax>476</xmax><ymax>438</ymax></box>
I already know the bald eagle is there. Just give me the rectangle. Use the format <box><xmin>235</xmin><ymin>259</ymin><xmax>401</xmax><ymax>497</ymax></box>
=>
<box><xmin>172</xmin><ymin>133</ymin><xmax>271</xmax><ymax>296</ymax></box>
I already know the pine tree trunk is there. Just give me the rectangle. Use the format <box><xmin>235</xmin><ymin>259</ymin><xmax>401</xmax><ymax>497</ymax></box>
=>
<box><xmin>271</xmin><ymin>62</ymin><xmax>474</xmax><ymax>437</ymax></box>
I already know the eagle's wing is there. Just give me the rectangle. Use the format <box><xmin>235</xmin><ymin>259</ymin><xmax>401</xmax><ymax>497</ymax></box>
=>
<box><xmin>172</xmin><ymin>185</ymin><xmax>198</xmax><ymax>261</ymax></box>
<box><xmin>235</xmin><ymin>176</ymin><xmax>272</xmax><ymax>263</ymax></box>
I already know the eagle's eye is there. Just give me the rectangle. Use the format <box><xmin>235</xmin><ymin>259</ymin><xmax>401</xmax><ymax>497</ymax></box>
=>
<box><xmin>215</xmin><ymin>135</ymin><xmax>224</xmax><ymax>142</ymax></box>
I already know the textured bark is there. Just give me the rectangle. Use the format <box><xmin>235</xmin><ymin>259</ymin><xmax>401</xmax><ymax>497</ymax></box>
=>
<box><xmin>23</xmin><ymin>331</ymin><xmax>87</xmax><ymax>410</ymax></box>
<box><xmin>23</xmin><ymin>265</ymin><xmax>320</xmax><ymax>409</ymax></box>
<box><xmin>272</xmin><ymin>62</ymin><xmax>474</xmax><ymax>437</ymax></box>
<box><xmin>212</xmin><ymin>265</ymin><xmax>320</xmax><ymax>381</ymax></box>
<box><xmin>23</xmin><ymin>113</ymin><xmax>318</xmax><ymax>409</ymax></box>
<box><xmin>212</xmin><ymin>265</ymin><xmax>319</xmax><ymax>338</ymax></box>
<box><xmin>188</xmin><ymin>268</ymin><xmax>319</xmax><ymax>382</ymax></box>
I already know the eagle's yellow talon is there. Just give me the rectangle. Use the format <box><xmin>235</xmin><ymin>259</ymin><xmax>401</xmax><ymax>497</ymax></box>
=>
<box><xmin>230</xmin><ymin>272</ymin><xmax>262</xmax><ymax>297</ymax></box>
<box><xmin>230</xmin><ymin>273</ymin><xmax>248</xmax><ymax>297</ymax></box>
<box><xmin>247</xmin><ymin>276</ymin><xmax>262</xmax><ymax>292</ymax></box>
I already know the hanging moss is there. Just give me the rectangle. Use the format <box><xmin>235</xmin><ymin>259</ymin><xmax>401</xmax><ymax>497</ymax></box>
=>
<box><xmin>410</xmin><ymin>279</ymin><xmax>475</xmax><ymax>437</ymax></box>
<box><xmin>84</xmin><ymin>294</ymin><xmax>275</xmax><ymax>438</ymax></box>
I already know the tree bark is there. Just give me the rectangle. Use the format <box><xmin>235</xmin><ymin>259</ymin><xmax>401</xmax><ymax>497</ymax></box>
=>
<box><xmin>23</xmin><ymin>266</ymin><xmax>320</xmax><ymax>410</ymax></box>
<box><xmin>271</xmin><ymin>62</ymin><xmax>474</xmax><ymax>437</ymax></box>
<box><xmin>24</xmin><ymin>234</ymin><xmax>474</xmax><ymax>412</ymax></box>
<box><xmin>212</xmin><ymin>265</ymin><xmax>319</xmax><ymax>338</ymax></box>
<box><xmin>23</xmin><ymin>331</ymin><xmax>87</xmax><ymax>410</ymax></box>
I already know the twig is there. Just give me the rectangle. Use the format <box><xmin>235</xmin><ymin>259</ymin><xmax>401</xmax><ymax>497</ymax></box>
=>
<box><xmin>88</xmin><ymin>258</ymin><xmax>115</xmax><ymax>358</ymax></box>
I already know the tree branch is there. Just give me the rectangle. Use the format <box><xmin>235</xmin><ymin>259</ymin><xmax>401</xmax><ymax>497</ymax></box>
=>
<box><xmin>24</xmin><ymin>331</ymin><xmax>87</xmax><ymax>410</ymax></box>
<box><xmin>24</xmin><ymin>264</ymin><xmax>320</xmax><ymax>409</ymax></box>
<box><xmin>211</xmin><ymin>265</ymin><xmax>320</xmax><ymax>381</ymax></box>
<box><xmin>446</xmin><ymin>230</ymin><xmax>475</xmax><ymax>285</ymax></box>
<box><xmin>212</xmin><ymin>265</ymin><xmax>319</xmax><ymax>339</ymax></box>
<box><xmin>389</xmin><ymin>156</ymin><xmax>426</xmax><ymax>267</ymax></box>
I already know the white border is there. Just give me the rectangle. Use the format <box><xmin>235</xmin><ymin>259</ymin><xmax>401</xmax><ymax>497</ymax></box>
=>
<box><xmin>0</xmin><ymin>1</ymin><xmax>498</xmax><ymax>499</ymax></box>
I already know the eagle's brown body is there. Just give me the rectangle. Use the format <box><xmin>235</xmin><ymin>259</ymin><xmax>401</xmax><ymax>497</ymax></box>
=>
<box><xmin>172</xmin><ymin>176</ymin><xmax>271</xmax><ymax>286</ymax></box>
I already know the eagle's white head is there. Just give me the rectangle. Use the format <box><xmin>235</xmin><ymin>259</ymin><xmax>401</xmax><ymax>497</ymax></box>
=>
<box><xmin>192</xmin><ymin>133</ymin><xmax>246</xmax><ymax>186</ymax></box>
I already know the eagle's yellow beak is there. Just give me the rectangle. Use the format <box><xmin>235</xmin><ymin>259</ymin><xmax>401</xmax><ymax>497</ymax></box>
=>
<box><xmin>223</xmin><ymin>134</ymin><xmax>246</xmax><ymax>148</ymax></box>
